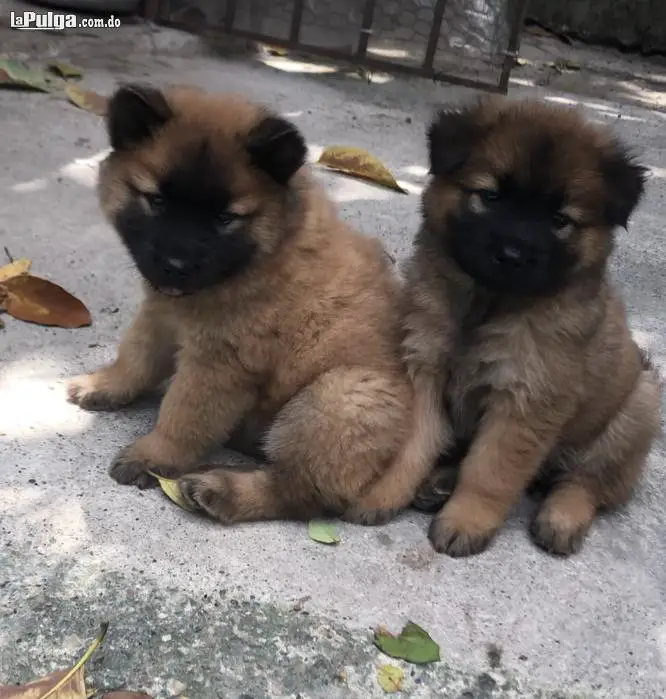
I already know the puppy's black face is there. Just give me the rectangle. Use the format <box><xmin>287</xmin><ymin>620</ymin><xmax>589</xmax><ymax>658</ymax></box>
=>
<box><xmin>446</xmin><ymin>176</ymin><xmax>577</xmax><ymax>296</ymax></box>
<box><xmin>112</xmin><ymin>143</ymin><xmax>256</xmax><ymax>296</ymax></box>
<box><xmin>425</xmin><ymin>100</ymin><xmax>647</xmax><ymax>297</ymax></box>
<box><xmin>98</xmin><ymin>84</ymin><xmax>307</xmax><ymax>297</ymax></box>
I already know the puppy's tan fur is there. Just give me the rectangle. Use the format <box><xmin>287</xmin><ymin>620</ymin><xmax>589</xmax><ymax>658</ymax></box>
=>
<box><xmin>68</xmin><ymin>85</ymin><xmax>416</xmax><ymax>524</ymax></box>
<box><xmin>361</xmin><ymin>98</ymin><xmax>662</xmax><ymax>556</ymax></box>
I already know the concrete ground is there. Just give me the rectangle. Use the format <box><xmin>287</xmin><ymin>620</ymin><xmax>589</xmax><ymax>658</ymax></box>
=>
<box><xmin>1</xmin><ymin>9</ymin><xmax>665</xmax><ymax>699</ymax></box>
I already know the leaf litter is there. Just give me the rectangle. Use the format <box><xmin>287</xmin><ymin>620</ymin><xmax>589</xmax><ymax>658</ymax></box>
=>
<box><xmin>317</xmin><ymin>145</ymin><xmax>408</xmax><ymax>194</ymax></box>
<box><xmin>374</xmin><ymin>621</ymin><xmax>440</xmax><ymax>665</ymax></box>
<box><xmin>377</xmin><ymin>664</ymin><xmax>405</xmax><ymax>693</ymax></box>
<box><xmin>307</xmin><ymin>520</ymin><xmax>341</xmax><ymax>545</ymax></box>
<box><xmin>148</xmin><ymin>472</ymin><xmax>197</xmax><ymax>512</ymax></box>
<box><xmin>0</xmin><ymin>252</ymin><xmax>92</xmax><ymax>329</ymax></box>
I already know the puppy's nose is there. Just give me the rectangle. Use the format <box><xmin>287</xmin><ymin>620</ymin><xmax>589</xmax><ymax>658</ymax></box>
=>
<box><xmin>493</xmin><ymin>243</ymin><xmax>531</xmax><ymax>269</ymax></box>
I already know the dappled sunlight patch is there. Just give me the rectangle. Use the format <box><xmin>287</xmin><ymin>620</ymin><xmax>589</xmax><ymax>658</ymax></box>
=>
<box><xmin>0</xmin><ymin>368</ymin><xmax>95</xmax><ymax>438</ymax></box>
<box><xmin>59</xmin><ymin>148</ymin><xmax>110</xmax><ymax>188</ymax></box>
<box><xmin>11</xmin><ymin>177</ymin><xmax>49</xmax><ymax>193</ymax></box>
<box><xmin>258</xmin><ymin>54</ymin><xmax>339</xmax><ymax>74</ymax></box>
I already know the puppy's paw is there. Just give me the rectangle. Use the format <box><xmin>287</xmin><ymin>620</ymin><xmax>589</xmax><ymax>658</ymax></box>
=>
<box><xmin>428</xmin><ymin>496</ymin><xmax>502</xmax><ymax>557</ymax></box>
<box><xmin>412</xmin><ymin>465</ymin><xmax>458</xmax><ymax>513</ymax></box>
<box><xmin>342</xmin><ymin>504</ymin><xmax>403</xmax><ymax>526</ymax></box>
<box><xmin>530</xmin><ymin>508</ymin><xmax>589</xmax><ymax>557</ymax></box>
<box><xmin>179</xmin><ymin>471</ymin><xmax>235</xmax><ymax>523</ymax></box>
<box><xmin>109</xmin><ymin>444</ymin><xmax>158</xmax><ymax>490</ymax></box>
<box><xmin>67</xmin><ymin>374</ymin><xmax>130</xmax><ymax>412</ymax></box>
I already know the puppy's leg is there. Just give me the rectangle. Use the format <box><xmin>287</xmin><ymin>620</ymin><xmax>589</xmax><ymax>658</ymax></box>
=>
<box><xmin>342</xmin><ymin>371</ymin><xmax>451</xmax><ymax>525</ymax></box>
<box><xmin>429</xmin><ymin>397</ymin><xmax>567</xmax><ymax>557</ymax></box>
<box><xmin>531</xmin><ymin>369</ymin><xmax>662</xmax><ymax>556</ymax></box>
<box><xmin>179</xmin><ymin>367</ymin><xmax>412</xmax><ymax>524</ymax></box>
<box><xmin>110</xmin><ymin>358</ymin><xmax>256</xmax><ymax>488</ymax></box>
<box><xmin>67</xmin><ymin>303</ymin><xmax>175</xmax><ymax>411</ymax></box>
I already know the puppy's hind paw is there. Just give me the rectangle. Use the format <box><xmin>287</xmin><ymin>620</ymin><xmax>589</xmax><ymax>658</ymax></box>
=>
<box><xmin>67</xmin><ymin>374</ymin><xmax>131</xmax><ymax>412</ymax></box>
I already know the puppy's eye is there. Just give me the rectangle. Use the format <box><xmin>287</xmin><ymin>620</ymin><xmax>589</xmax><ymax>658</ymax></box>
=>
<box><xmin>143</xmin><ymin>192</ymin><xmax>165</xmax><ymax>212</ymax></box>
<box><xmin>474</xmin><ymin>189</ymin><xmax>500</xmax><ymax>205</ymax></box>
<box><xmin>553</xmin><ymin>212</ymin><xmax>574</xmax><ymax>229</ymax></box>
<box><xmin>216</xmin><ymin>211</ymin><xmax>238</xmax><ymax>227</ymax></box>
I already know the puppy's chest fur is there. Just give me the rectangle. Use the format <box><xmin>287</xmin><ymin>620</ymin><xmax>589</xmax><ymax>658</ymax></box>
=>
<box><xmin>444</xmin><ymin>297</ymin><xmax>547</xmax><ymax>440</ymax></box>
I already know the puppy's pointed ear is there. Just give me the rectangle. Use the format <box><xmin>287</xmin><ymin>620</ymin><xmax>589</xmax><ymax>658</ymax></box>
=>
<box><xmin>246</xmin><ymin>115</ymin><xmax>307</xmax><ymax>185</ymax></box>
<box><xmin>107</xmin><ymin>83</ymin><xmax>173</xmax><ymax>151</ymax></box>
<box><xmin>600</xmin><ymin>143</ymin><xmax>648</xmax><ymax>229</ymax></box>
<box><xmin>427</xmin><ymin>108</ymin><xmax>483</xmax><ymax>176</ymax></box>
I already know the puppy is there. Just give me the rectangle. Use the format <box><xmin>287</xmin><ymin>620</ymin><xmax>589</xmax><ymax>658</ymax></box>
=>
<box><xmin>363</xmin><ymin>98</ymin><xmax>662</xmax><ymax>557</ymax></box>
<box><xmin>67</xmin><ymin>83</ymin><xmax>417</xmax><ymax>525</ymax></box>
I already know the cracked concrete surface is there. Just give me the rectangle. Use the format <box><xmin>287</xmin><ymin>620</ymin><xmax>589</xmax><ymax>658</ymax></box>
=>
<box><xmin>0</xmin><ymin>9</ymin><xmax>665</xmax><ymax>699</ymax></box>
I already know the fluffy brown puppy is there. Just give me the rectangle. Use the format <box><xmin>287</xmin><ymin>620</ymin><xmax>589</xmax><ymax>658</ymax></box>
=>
<box><xmin>66</xmin><ymin>83</ymin><xmax>417</xmax><ymax>525</ymax></box>
<box><xmin>366</xmin><ymin>97</ymin><xmax>662</xmax><ymax>557</ymax></box>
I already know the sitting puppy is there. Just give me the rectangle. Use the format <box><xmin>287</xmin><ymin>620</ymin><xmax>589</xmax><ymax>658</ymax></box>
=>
<box><xmin>67</xmin><ymin>83</ymin><xmax>417</xmax><ymax>525</ymax></box>
<box><xmin>369</xmin><ymin>98</ymin><xmax>662</xmax><ymax>557</ymax></box>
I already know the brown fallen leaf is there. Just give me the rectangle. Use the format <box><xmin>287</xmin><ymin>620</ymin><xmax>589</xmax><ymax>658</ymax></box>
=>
<box><xmin>0</xmin><ymin>258</ymin><xmax>31</xmax><ymax>283</ymax></box>
<box><xmin>0</xmin><ymin>275</ymin><xmax>92</xmax><ymax>328</ymax></box>
<box><xmin>317</xmin><ymin>145</ymin><xmax>408</xmax><ymax>194</ymax></box>
<box><xmin>65</xmin><ymin>84</ymin><xmax>108</xmax><ymax>116</ymax></box>
<box><xmin>0</xmin><ymin>622</ymin><xmax>108</xmax><ymax>699</ymax></box>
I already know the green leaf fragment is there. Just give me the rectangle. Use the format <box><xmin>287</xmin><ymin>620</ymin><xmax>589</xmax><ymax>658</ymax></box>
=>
<box><xmin>47</xmin><ymin>61</ymin><xmax>84</xmax><ymax>79</ymax></box>
<box><xmin>307</xmin><ymin>519</ymin><xmax>340</xmax><ymax>545</ymax></box>
<box><xmin>0</xmin><ymin>59</ymin><xmax>52</xmax><ymax>91</ymax></box>
<box><xmin>374</xmin><ymin>621</ymin><xmax>440</xmax><ymax>665</ymax></box>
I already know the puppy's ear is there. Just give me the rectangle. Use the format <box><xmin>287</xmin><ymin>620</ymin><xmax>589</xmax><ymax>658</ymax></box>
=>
<box><xmin>600</xmin><ymin>143</ymin><xmax>648</xmax><ymax>229</ymax></box>
<box><xmin>427</xmin><ymin>108</ymin><xmax>483</xmax><ymax>176</ymax></box>
<box><xmin>107</xmin><ymin>83</ymin><xmax>173</xmax><ymax>151</ymax></box>
<box><xmin>246</xmin><ymin>115</ymin><xmax>307</xmax><ymax>185</ymax></box>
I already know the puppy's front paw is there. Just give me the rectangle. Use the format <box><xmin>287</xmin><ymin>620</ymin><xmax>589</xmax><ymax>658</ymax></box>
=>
<box><xmin>67</xmin><ymin>373</ymin><xmax>130</xmax><ymax>412</ymax></box>
<box><xmin>412</xmin><ymin>465</ymin><xmax>458</xmax><ymax>513</ymax></box>
<box><xmin>428</xmin><ymin>496</ymin><xmax>502</xmax><ymax>557</ymax></box>
<box><xmin>342</xmin><ymin>504</ymin><xmax>402</xmax><ymax>526</ymax></box>
<box><xmin>109</xmin><ymin>443</ymin><xmax>158</xmax><ymax>490</ymax></box>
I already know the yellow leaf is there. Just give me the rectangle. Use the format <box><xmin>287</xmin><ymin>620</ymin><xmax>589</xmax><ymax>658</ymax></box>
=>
<box><xmin>377</xmin><ymin>664</ymin><xmax>404</xmax><ymax>693</ymax></box>
<box><xmin>47</xmin><ymin>62</ymin><xmax>83</xmax><ymax>79</ymax></box>
<box><xmin>65</xmin><ymin>84</ymin><xmax>108</xmax><ymax>116</ymax></box>
<box><xmin>0</xmin><ymin>275</ymin><xmax>92</xmax><ymax>328</ymax></box>
<box><xmin>0</xmin><ymin>258</ymin><xmax>31</xmax><ymax>283</ymax></box>
<box><xmin>317</xmin><ymin>146</ymin><xmax>408</xmax><ymax>194</ymax></box>
<box><xmin>149</xmin><ymin>472</ymin><xmax>197</xmax><ymax>512</ymax></box>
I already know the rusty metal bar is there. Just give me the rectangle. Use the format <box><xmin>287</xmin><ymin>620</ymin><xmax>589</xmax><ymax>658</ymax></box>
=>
<box><xmin>498</xmin><ymin>0</ymin><xmax>530</xmax><ymax>93</ymax></box>
<box><xmin>422</xmin><ymin>0</ymin><xmax>448</xmax><ymax>72</ymax></box>
<box><xmin>356</xmin><ymin>0</ymin><xmax>377</xmax><ymax>59</ymax></box>
<box><xmin>174</xmin><ymin>23</ymin><xmax>504</xmax><ymax>93</ymax></box>
<box><xmin>289</xmin><ymin>0</ymin><xmax>306</xmax><ymax>44</ymax></box>
<box><xmin>141</xmin><ymin>0</ymin><xmax>162</xmax><ymax>22</ymax></box>
<box><xmin>224</xmin><ymin>0</ymin><xmax>237</xmax><ymax>33</ymax></box>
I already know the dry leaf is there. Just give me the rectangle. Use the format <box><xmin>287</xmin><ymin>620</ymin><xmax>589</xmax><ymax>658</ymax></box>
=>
<box><xmin>377</xmin><ymin>664</ymin><xmax>404</xmax><ymax>693</ymax></box>
<box><xmin>317</xmin><ymin>146</ymin><xmax>407</xmax><ymax>194</ymax></box>
<box><xmin>0</xmin><ymin>623</ymin><xmax>108</xmax><ymax>699</ymax></box>
<box><xmin>102</xmin><ymin>693</ymin><xmax>154</xmax><ymax>698</ymax></box>
<box><xmin>65</xmin><ymin>84</ymin><xmax>108</xmax><ymax>116</ymax></box>
<box><xmin>0</xmin><ymin>275</ymin><xmax>92</xmax><ymax>328</ymax></box>
<box><xmin>0</xmin><ymin>59</ymin><xmax>51</xmax><ymax>91</ymax></box>
<box><xmin>0</xmin><ymin>258</ymin><xmax>31</xmax><ymax>283</ymax></box>
<box><xmin>149</xmin><ymin>472</ymin><xmax>197</xmax><ymax>512</ymax></box>
<box><xmin>47</xmin><ymin>62</ymin><xmax>83</xmax><ymax>79</ymax></box>
<box><xmin>307</xmin><ymin>520</ymin><xmax>340</xmax><ymax>545</ymax></box>
<box><xmin>0</xmin><ymin>669</ymin><xmax>85</xmax><ymax>699</ymax></box>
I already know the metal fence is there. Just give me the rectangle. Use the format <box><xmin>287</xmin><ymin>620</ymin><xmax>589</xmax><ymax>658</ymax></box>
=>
<box><xmin>143</xmin><ymin>0</ymin><xmax>530</xmax><ymax>94</ymax></box>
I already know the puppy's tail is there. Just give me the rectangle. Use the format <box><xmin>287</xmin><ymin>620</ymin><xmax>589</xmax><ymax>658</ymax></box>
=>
<box><xmin>344</xmin><ymin>369</ymin><xmax>450</xmax><ymax>523</ymax></box>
